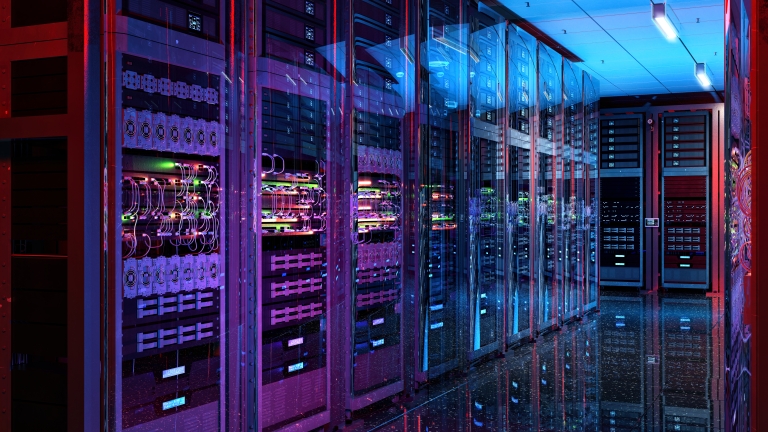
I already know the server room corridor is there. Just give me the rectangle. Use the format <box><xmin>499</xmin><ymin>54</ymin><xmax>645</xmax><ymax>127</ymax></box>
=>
<box><xmin>1</xmin><ymin>0</ymin><xmax>764</xmax><ymax>430</ymax></box>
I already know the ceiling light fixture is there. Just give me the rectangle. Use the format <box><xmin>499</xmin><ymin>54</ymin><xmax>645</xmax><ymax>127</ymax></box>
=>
<box><xmin>652</xmin><ymin>2</ymin><xmax>680</xmax><ymax>42</ymax></box>
<box><xmin>695</xmin><ymin>63</ymin><xmax>713</xmax><ymax>88</ymax></box>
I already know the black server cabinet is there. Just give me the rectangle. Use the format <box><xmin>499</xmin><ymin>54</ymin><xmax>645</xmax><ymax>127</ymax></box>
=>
<box><xmin>417</xmin><ymin>0</ymin><xmax>464</xmax><ymax>381</ymax></box>
<box><xmin>561</xmin><ymin>59</ymin><xmax>585</xmax><ymax>322</ymax></box>
<box><xmin>583</xmin><ymin>71</ymin><xmax>599</xmax><ymax>311</ymax></box>
<box><xmin>255</xmin><ymin>0</ymin><xmax>341</xmax><ymax>426</ymax></box>
<box><xmin>660</xmin><ymin>111</ymin><xmax>711</xmax><ymax>289</ymax></box>
<box><xmin>505</xmin><ymin>25</ymin><xmax>537</xmax><ymax>347</ymax></box>
<box><xmin>466</xmin><ymin>3</ymin><xmax>505</xmax><ymax>359</ymax></box>
<box><xmin>108</xmin><ymin>7</ymin><xmax>231</xmax><ymax>428</ymax></box>
<box><xmin>536</xmin><ymin>42</ymin><xmax>563</xmax><ymax>331</ymax></box>
<box><xmin>599</xmin><ymin>114</ymin><xmax>644</xmax><ymax>287</ymax></box>
<box><xmin>348</xmin><ymin>0</ymin><xmax>409</xmax><ymax>409</ymax></box>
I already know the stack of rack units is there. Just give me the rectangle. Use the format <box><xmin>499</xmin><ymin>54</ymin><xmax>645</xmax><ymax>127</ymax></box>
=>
<box><xmin>598</xmin><ymin>114</ymin><xmax>643</xmax><ymax>287</ymax></box>
<box><xmin>661</xmin><ymin>111</ymin><xmax>711</xmax><ymax>289</ymax></box>
<box><xmin>506</xmin><ymin>25</ymin><xmax>536</xmax><ymax>345</ymax></box>
<box><xmin>418</xmin><ymin>0</ymin><xmax>463</xmax><ymax>379</ymax></box>
<box><xmin>119</xmin><ymin>54</ymin><xmax>224</xmax><ymax>429</ymax></box>
<box><xmin>467</xmin><ymin>6</ymin><xmax>505</xmax><ymax>357</ymax></box>
<box><xmin>258</xmin><ymin>87</ymin><xmax>330</xmax><ymax>431</ymax></box>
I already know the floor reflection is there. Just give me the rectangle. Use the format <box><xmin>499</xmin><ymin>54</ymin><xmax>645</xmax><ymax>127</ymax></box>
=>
<box><xmin>351</xmin><ymin>291</ymin><xmax>724</xmax><ymax>431</ymax></box>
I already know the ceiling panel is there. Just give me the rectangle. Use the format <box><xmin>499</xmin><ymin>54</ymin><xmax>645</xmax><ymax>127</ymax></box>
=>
<box><xmin>498</xmin><ymin>0</ymin><xmax>725</xmax><ymax>96</ymax></box>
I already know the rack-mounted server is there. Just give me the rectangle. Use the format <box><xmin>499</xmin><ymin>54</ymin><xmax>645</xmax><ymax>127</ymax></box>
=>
<box><xmin>599</xmin><ymin>114</ymin><xmax>644</xmax><ymax>287</ymax></box>
<box><xmin>661</xmin><ymin>111</ymin><xmax>711</xmax><ymax>289</ymax></box>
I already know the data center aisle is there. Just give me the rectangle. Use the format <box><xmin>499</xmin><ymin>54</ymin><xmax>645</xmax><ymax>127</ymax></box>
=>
<box><xmin>347</xmin><ymin>291</ymin><xmax>724</xmax><ymax>432</ymax></box>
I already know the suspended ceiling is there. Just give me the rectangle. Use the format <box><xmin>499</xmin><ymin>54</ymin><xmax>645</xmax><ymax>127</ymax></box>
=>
<box><xmin>498</xmin><ymin>0</ymin><xmax>725</xmax><ymax>97</ymax></box>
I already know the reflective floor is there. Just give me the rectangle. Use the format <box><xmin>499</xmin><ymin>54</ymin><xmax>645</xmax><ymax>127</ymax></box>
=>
<box><xmin>350</xmin><ymin>291</ymin><xmax>724</xmax><ymax>431</ymax></box>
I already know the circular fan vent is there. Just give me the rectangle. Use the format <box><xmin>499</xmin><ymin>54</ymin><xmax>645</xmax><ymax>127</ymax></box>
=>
<box><xmin>140</xmin><ymin>268</ymin><xmax>152</xmax><ymax>290</ymax></box>
<box><xmin>183</xmin><ymin>264</ymin><xmax>194</xmax><ymax>282</ymax></box>
<box><xmin>170</xmin><ymin>126</ymin><xmax>180</xmax><ymax>143</ymax></box>
<box><xmin>209</xmin><ymin>130</ymin><xmax>218</xmax><ymax>148</ymax></box>
<box><xmin>208</xmin><ymin>262</ymin><xmax>217</xmax><ymax>280</ymax></box>
<box><xmin>184</xmin><ymin>127</ymin><xmax>193</xmax><ymax>145</ymax></box>
<box><xmin>169</xmin><ymin>265</ymin><xmax>180</xmax><ymax>284</ymax></box>
<box><xmin>196</xmin><ymin>261</ymin><xmax>206</xmax><ymax>283</ymax></box>
<box><xmin>124</xmin><ymin>268</ymin><xmax>137</xmax><ymax>288</ymax></box>
<box><xmin>141</xmin><ymin>121</ymin><xmax>151</xmax><ymax>140</ymax></box>
<box><xmin>124</xmin><ymin>119</ymin><xmax>136</xmax><ymax>137</ymax></box>
<box><xmin>155</xmin><ymin>123</ymin><xmax>166</xmax><ymax>140</ymax></box>
<box><xmin>197</xmin><ymin>128</ymin><xmax>206</xmax><ymax>147</ymax></box>
<box><xmin>154</xmin><ymin>267</ymin><xmax>165</xmax><ymax>285</ymax></box>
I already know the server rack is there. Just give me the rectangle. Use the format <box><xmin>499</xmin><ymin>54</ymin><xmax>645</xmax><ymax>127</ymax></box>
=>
<box><xmin>466</xmin><ymin>3</ymin><xmax>506</xmax><ymax>360</ymax></box>
<box><xmin>348</xmin><ymin>0</ymin><xmax>410</xmax><ymax>409</ymax></box>
<box><xmin>505</xmin><ymin>25</ymin><xmax>537</xmax><ymax>347</ymax></box>
<box><xmin>106</xmin><ymin>2</ymin><xmax>235</xmax><ymax>428</ymax></box>
<box><xmin>416</xmin><ymin>0</ymin><xmax>466</xmax><ymax>381</ymax></box>
<box><xmin>254</xmin><ymin>0</ymin><xmax>344</xmax><ymax>426</ymax></box>
<box><xmin>583</xmin><ymin>72</ymin><xmax>600</xmax><ymax>311</ymax></box>
<box><xmin>561</xmin><ymin>59</ymin><xmax>585</xmax><ymax>322</ymax></box>
<box><xmin>598</xmin><ymin>114</ymin><xmax>644</xmax><ymax>287</ymax></box>
<box><xmin>660</xmin><ymin>111</ymin><xmax>711</xmax><ymax>289</ymax></box>
<box><xmin>535</xmin><ymin>43</ymin><xmax>563</xmax><ymax>332</ymax></box>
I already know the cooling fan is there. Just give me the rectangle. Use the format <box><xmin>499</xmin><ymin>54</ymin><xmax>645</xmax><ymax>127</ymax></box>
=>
<box><xmin>138</xmin><ymin>257</ymin><xmax>154</xmax><ymax>297</ymax></box>
<box><xmin>167</xmin><ymin>255</ymin><xmax>181</xmax><ymax>293</ymax></box>
<box><xmin>123</xmin><ymin>108</ymin><xmax>137</xmax><ymax>148</ymax></box>
<box><xmin>182</xmin><ymin>255</ymin><xmax>196</xmax><ymax>291</ymax></box>
<box><xmin>123</xmin><ymin>258</ymin><xmax>138</xmax><ymax>298</ymax></box>
<box><xmin>153</xmin><ymin>257</ymin><xmax>167</xmax><ymax>295</ymax></box>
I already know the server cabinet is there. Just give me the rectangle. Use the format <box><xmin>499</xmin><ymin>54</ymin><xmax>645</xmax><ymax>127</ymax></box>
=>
<box><xmin>535</xmin><ymin>43</ymin><xmax>563</xmax><ymax>331</ymax></box>
<box><xmin>583</xmin><ymin>72</ymin><xmax>600</xmax><ymax>311</ymax></box>
<box><xmin>106</xmin><ymin>3</ymin><xmax>239</xmax><ymax>428</ymax></box>
<box><xmin>561</xmin><ymin>59</ymin><xmax>585</xmax><ymax>322</ymax></box>
<box><xmin>660</xmin><ymin>111</ymin><xmax>711</xmax><ymax>289</ymax></box>
<box><xmin>254</xmin><ymin>0</ymin><xmax>345</xmax><ymax>426</ymax></box>
<box><xmin>348</xmin><ymin>0</ymin><xmax>411</xmax><ymax>410</ymax></box>
<box><xmin>598</xmin><ymin>114</ymin><xmax>644</xmax><ymax>287</ymax></box>
<box><xmin>417</xmin><ymin>0</ymin><xmax>466</xmax><ymax>381</ymax></box>
<box><xmin>505</xmin><ymin>25</ymin><xmax>537</xmax><ymax>346</ymax></box>
<box><xmin>466</xmin><ymin>4</ymin><xmax>505</xmax><ymax>359</ymax></box>
<box><xmin>661</xmin><ymin>298</ymin><xmax>713</xmax><ymax>431</ymax></box>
